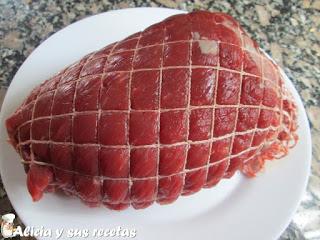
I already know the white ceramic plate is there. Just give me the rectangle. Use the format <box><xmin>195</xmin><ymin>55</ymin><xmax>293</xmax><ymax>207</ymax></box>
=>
<box><xmin>0</xmin><ymin>8</ymin><xmax>312</xmax><ymax>240</ymax></box>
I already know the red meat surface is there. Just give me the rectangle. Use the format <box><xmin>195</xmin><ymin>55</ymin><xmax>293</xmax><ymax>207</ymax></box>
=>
<box><xmin>6</xmin><ymin>11</ymin><xmax>298</xmax><ymax>210</ymax></box>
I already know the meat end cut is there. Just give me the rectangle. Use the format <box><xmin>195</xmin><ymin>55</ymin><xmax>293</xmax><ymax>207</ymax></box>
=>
<box><xmin>5</xmin><ymin>11</ymin><xmax>298</xmax><ymax>210</ymax></box>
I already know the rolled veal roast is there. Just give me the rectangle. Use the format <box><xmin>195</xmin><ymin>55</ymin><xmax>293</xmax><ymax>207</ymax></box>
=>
<box><xmin>6</xmin><ymin>11</ymin><xmax>298</xmax><ymax>210</ymax></box>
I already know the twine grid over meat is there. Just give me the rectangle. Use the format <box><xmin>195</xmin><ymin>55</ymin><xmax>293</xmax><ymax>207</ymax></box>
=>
<box><xmin>5</xmin><ymin>11</ymin><xmax>298</xmax><ymax>210</ymax></box>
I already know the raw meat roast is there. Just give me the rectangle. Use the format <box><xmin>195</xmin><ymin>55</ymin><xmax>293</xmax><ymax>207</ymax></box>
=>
<box><xmin>6</xmin><ymin>11</ymin><xmax>298</xmax><ymax>210</ymax></box>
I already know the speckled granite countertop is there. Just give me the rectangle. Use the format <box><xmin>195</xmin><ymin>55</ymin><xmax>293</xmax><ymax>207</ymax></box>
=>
<box><xmin>0</xmin><ymin>0</ymin><xmax>319</xmax><ymax>239</ymax></box>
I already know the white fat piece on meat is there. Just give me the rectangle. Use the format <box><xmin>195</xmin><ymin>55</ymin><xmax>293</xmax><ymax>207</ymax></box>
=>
<box><xmin>192</xmin><ymin>31</ymin><xmax>218</xmax><ymax>55</ymax></box>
